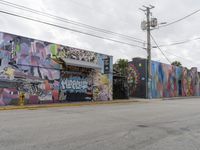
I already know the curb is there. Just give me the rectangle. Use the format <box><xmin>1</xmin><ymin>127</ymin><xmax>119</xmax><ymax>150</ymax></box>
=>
<box><xmin>0</xmin><ymin>99</ymin><xmax>146</xmax><ymax>111</ymax></box>
<box><xmin>163</xmin><ymin>96</ymin><xmax>200</xmax><ymax>100</ymax></box>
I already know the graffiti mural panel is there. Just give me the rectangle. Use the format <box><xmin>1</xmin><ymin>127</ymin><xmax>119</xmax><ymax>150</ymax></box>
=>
<box><xmin>128</xmin><ymin>58</ymin><xmax>147</xmax><ymax>98</ymax></box>
<box><xmin>60</xmin><ymin>67</ymin><xmax>93</xmax><ymax>102</ymax></box>
<box><xmin>58</xmin><ymin>46</ymin><xmax>98</xmax><ymax>64</ymax></box>
<box><xmin>129</xmin><ymin>58</ymin><xmax>200</xmax><ymax>99</ymax></box>
<box><xmin>151</xmin><ymin>62</ymin><xmax>179</xmax><ymax>98</ymax></box>
<box><xmin>93</xmin><ymin>71</ymin><xmax>112</xmax><ymax>101</ymax></box>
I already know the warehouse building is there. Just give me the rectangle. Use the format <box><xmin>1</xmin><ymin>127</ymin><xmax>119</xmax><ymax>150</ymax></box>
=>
<box><xmin>0</xmin><ymin>31</ymin><xmax>113</xmax><ymax>106</ymax></box>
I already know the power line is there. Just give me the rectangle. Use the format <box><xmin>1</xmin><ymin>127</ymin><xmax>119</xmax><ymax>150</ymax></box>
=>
<box><xmin>0</xmin><ymin>0</ymin><xmax>145</xmax><ymax>44</ymax></box>
<box><xmin>151</xmin><ymin>36</ymin><xmax>200</xmax><ymax>64</ymax></box>
<box><xmin>163</xmin><ymin>51</ymin><xmax>196</xmax><ymax>63</ymax></box>
<box><xmin>150</xmin><ymin>34</ymin><xmax>171</xmax><ymax>64</ymax></box>
<box><xmin>153</xmin><ymin>36</ymin><xmax>200</xmax><ymax>47</ymax></box>
<box><xmin>156</xmin><ymin>47</ymin><xmax>200</xmax><ymax>64</ymax></box>
<box><xmin>153</xmin><ymin>50</ymin><xmax>200</xmax><ymax>66</ymax></box>
<box><xmin>160</xmin><ymin>8</ymin><xmax>200</xmax><ymax>28</ymax></box>
<box><xmin>0</xmin><ymin>10</ymin><xmax>145</xmax><ymax>49</ymax></box>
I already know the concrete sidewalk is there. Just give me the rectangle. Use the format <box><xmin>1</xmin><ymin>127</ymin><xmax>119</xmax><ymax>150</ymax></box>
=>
<box><xmin>0</xmin><ymin>99</ymin><xmax>149</xmax><ymax>111</ymax></box>
<box><xmin>1</xmin><ymin>96</ymin><xmax>198</xmax><ymax>111</ymax></box>
<box><xmin>163</xmin><ymin>96</ymin><xmax>200</xmax><ymax>100</ymax></box>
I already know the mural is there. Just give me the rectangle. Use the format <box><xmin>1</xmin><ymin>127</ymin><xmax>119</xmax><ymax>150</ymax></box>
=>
<box><xmin>186</xmin><ymin>67</ymin><xmax>199</xmax><ymax>96</ymax></box>
<box><xmin>58</xmin><ymin>46</ymin><xmax>98</xmax><ymax>64</ymax></box>
<box><xmin>0</xmin><ymin>32</ymin><xmax>113</xmax><ymax>106</ymax></box>
<box><xmin>61</xmin><ymin>77</ymin><xmax>89</xmax><ymax>93</ymax></box>
<box><xmin>59</xmin><ymin>69</ymin><xmax>93</xmax><ymax>101</ymax></box>
<box><xmin>129</xmin><ymin>58</ymin><xmax>200</xmax><ymax>99</ymax></box>
<box><xmin>93</xmin><ymin>70</ymin><xmax>112</xmax><ymax>101</ymax></box>
<box><xmin>151</xmin><ymin>62</ymin><xmax>179</xmax><ymax>98</ymax></box>
<box><xmin>127</xmin><ymin>64</ymin><xmax>140</xmax><ymax>96</ymax></box>
<box><xmin>151</xmin><ymin>62</ymin><xmax>200</xmax><ymax>98</ymax></box>
<box><xmin>128</xmin><ymin>58</ymin><xmax>147</xmax><ymax>98</ymax></box>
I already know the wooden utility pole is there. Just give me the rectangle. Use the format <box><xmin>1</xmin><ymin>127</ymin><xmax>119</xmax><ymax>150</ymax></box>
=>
<box><xmin>140</xmin><ymin>5</ymin><xmax>155</xmax><ymax>99</ymax></box>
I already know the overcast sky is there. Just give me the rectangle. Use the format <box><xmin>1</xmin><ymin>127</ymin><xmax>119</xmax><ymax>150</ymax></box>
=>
<box><xmin>0</xmin><ymin>0</ymin><xmax>200</xmax><ymax>70</ymax></box>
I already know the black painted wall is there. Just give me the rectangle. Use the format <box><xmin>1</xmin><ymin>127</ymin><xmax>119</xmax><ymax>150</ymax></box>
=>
<box><xmin>128</xmin><ymin>58</ymin><xmax>147</xmax><ymax>98</ymax></box>
<box><xmin>113</xmin><ymin>75</ymin><xmax>128</xmax><ymax>99</ymax></box>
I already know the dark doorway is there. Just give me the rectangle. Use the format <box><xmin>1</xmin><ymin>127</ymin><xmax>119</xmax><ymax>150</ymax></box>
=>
<box><xmin>178</xmin><ymin>80</ymin><xmax>182</xmax><ymax>96</ymax></box>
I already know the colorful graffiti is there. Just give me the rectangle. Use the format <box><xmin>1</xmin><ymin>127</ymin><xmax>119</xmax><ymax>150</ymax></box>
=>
<box><xmin>59</xmin><ymin>70</ymin><xmax>93</xmax><ymax>101</ymax></box>
<box><xmin>128</xmin><ymin>58</ymin><xmax>147</xmax><ymax>98</ymax></box>
<box><xmin>127</xmin><ymin>64</ymin><xmax>140</xmax><ymax>95</ymax></box>
<box><xmin>129</xmin><ymin>58</ymin><xmax>200</xmax><ymax>99</ymax></box>
<box><xmin>151</xmin><ymin>61</ymin><xmax>200</xmax><ymax>98</ymax></box>
<box><xmin>151</xmin><ymin>62</ymin><xmax>178</xmax><ymax>98</ymax></box>
<box><xmin>0</xmin><ymin>32</ymin><xmax>113</xmax><ymax>105</ymax></box>
<box><xmin>59</xmin><ymin>46</ymin><xmax>98</xmax><ymax>64</ymax></box>
<box><xmin>93</xmin><ymin>71</ymin><xmax>112</xmax><ymax>101</ymax></box>
<box><xmin>61</xmin><ymin>77</ymin><xmax>88</xmax><ymax>93</ymax></box>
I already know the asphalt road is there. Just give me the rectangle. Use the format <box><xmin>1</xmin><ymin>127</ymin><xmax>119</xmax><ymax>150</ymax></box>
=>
<box><xmin>1</xmin><ymin>98</ymin><xmax>200</xmax><ymax>150</ymax></box>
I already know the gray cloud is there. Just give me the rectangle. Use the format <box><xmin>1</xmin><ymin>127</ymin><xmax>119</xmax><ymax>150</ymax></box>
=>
<box><xmin>0</xmin><ymin>0</ymin><xmax>199</xmax><ymax>69</ymax></box>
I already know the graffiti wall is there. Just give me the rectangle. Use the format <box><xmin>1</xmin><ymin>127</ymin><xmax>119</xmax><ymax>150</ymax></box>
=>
<box><xmin>59</xmin><ymin>46</ymin><xmax>98</xmax><ymax>64</ymax></box>
<box><xmin>128</xmin><ymin>58</ymin><xmax>200</xmax><ymax>99</ymax></box>
<box><xmin>0</xmin><ymin>31</ymin><xmax>113</xmax><ymax>106</ymax></box>
<box><xmin>151</xmin><ymin>61</ymin><xmax>179</xmax><ymax>98</ymax></box>
<box><xmin>128</xmin><ymin>58</ymin><xmax>147</xmax><ymax>98</ymax></box>
<box><xmin>59</xmin><ymin>67</ymin><xmax>93</xmax><ymax>101</ymax></box>
<box><xmin>151</xmin><ymin>61</ymin><xmax>200</xmax><ymax>98</ymax></box>
<box><xmin>93</xmin><ymin>71</ymin><xmax>112</xmax><ymax>101</ymax></box>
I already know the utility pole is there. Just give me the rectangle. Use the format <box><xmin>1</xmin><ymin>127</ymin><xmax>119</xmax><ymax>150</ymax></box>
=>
<box><xmin>140</xmin><ymin>5</ymin><xmax>156</xmax><ymax>99</ymax></box>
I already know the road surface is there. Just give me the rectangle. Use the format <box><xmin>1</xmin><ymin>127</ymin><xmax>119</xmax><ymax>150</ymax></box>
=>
<box><xmin>1</xmin><ymin>98</ymin><xmax>200</xmax><ymax>150</ymax></box>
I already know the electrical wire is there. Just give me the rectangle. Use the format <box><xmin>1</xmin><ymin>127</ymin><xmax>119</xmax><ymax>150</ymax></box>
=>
<box><xmin>154</xmin><ymin>37</ymin><xmax>200</xmax><ymax>47</ymax></box>
<box><xmin>151</xmin><ymin>35</ymin><xmax>200</xmax><ymax>65</ymax></box>
<box><xmin>163</xmin><ymin>51</ymin><xmax>196</xmax><ymax>63</ymax></box>
<box><xmin>150</xmin><ymin>34</ymin><xmax>171</xmax><ymax>64</ymax></box>
<box><xmin>160</xmin><ymin>8</ymin><xmax>200</xmax><ymax>28</ymax></box>
<box><xmin>0</xmin><ymin>0</ymin><xmax>145</xmax><ymax>44</ymax></box>
<box><xmin>0</xmin><ymin>10</ymin><xmax>145</xmax><ymax>49</ymax></box>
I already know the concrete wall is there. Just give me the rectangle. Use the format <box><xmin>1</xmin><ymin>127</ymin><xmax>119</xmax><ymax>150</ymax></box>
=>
<box><xmin>0</xmin><ymin>32</ymin><xmax>113</xmax><ymax>106</ymax></box>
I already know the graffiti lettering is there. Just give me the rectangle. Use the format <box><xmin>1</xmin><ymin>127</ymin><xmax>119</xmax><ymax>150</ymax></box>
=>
<box><xmin>61</xmin><ymin>78</ymin><xmax>88</xmax><ymax>93</ymax></box>
<box><xmin>59</xmin><ymin>46</ymin><xmax>98</xmax><ymax>64</ymax></box>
